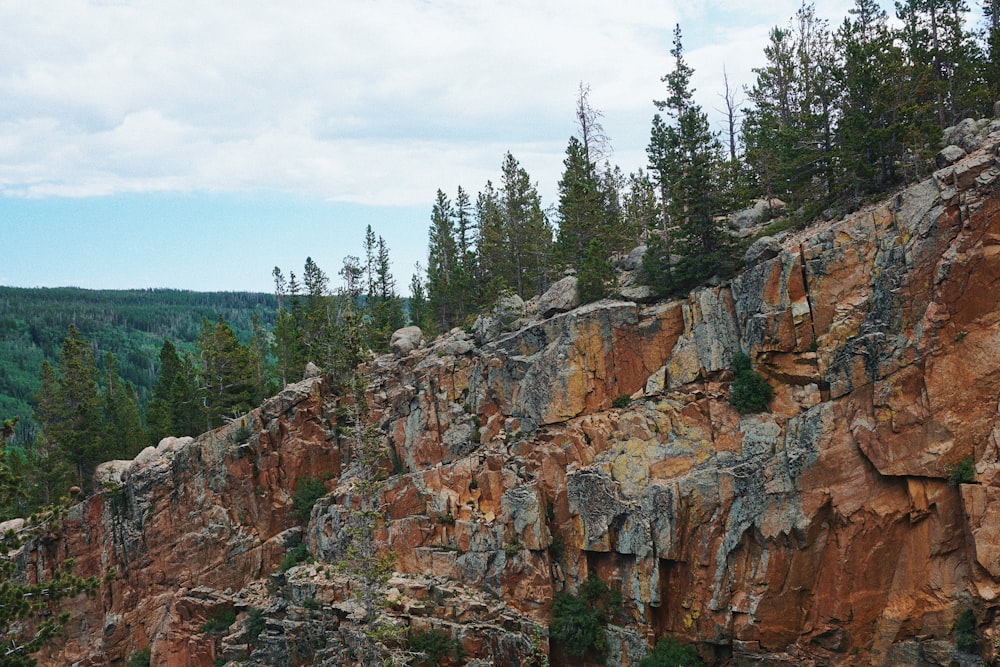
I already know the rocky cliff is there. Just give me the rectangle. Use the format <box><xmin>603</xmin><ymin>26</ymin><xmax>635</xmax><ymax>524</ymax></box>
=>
<box><xmin>17</xmin><ymin>126</ymin><xmax>1000</xmax><ymax>666</ymax></box>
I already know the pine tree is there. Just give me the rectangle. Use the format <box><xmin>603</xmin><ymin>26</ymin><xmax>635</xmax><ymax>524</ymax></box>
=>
<box><xmin>197</xmin><ymin>317</ymin><xmax>256</xmax><ymax>430</ymax></box>
<box><xmin>555</xmin><ymin>136</ymin><xmax>604</xmax><ymax>271</ymax></box>
<box><xmin>577</xmin><ymin>239</ymin><xmax>615</xmax><ymax>303</ymax></box>
<box><xmin>645</xmin><ymin>25</ymin><xmax>735</xmax><ymax>295</ymax></box>
<box><xmin>34</xmin><ymin>325</ymin><xmax>105</xmax><ymax>490</ymax></box>
<box><xmin>271</xmin><ymin>267</ymin><xmax>306</xmax><ymax>387</ymax></box>
<box><xmin>742</xmin><ymin>5</ymin><xmax>841</xmax><ymax>213</ymax></box>
<box><xmin>427</xmin><ymin>189</ymin><xmax>458</xmax><ymax>331</ymax></box>
<box><xmin>836</xmin><ymin>0</ymin><xmax>905</xmax><ymax>195</ymax></box>
<box><xmin>500</xmin><ymin>152</ymin><xmax>553</xmax><ymax>299</ymax></box>
<box><xmin>0</xmin><ymin>416</ymin><xmax>100</xmax><ymax>667</ymax></box>
<box><xmin>368</xmin><ymin>235</ymin><xmax>405</xmax><ymax>349</ymax></box>
<box><xmin>101</xmin><ymin>353</ymin><xmax>144</xmax><ymax>460</ymax></box>
<box><xmin>475</xmin><ymin>180</ymin><xmax>508</xmax><ymax>305</ymax></box>
<box><xmin>408</xmin><ymin>267</ymin><xmax>431</xmax><ymax>331</ymax></box>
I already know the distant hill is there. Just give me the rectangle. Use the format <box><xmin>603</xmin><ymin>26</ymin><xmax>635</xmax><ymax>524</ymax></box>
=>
<box><xmin>0</xmin><ymin>286</ymin><xmax>277</xmax><ymax>444</ymax></box>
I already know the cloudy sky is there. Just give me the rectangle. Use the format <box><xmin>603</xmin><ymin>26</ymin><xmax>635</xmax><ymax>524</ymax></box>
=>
<box><xmin>1</xmin><ymin>0</ymin><xmax>894</xmax><ymax>294</ymax></box>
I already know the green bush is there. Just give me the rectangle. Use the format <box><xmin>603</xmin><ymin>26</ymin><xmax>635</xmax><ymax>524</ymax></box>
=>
<box><xmin>408</xmin><ymin>628</ymin><xmax>464</xmax><ymax>665</ymax></box>
<box><xmin>292</xmin><ymin>477</ymin><xmax>327</xmax><ymax>522</ymax></box>
<box><xmin>729</xmin><ymin>352</ymin><xmax>773</xmax><ymax>413</ymax></box>
<box><xmin>550</xmin><ymin>574</ymin><xmax>622</xmax><ymax>661</ymax></box>
<box><xmin>955</xmin><ymin>608</ymin><xmax>978</xmax><ymax>653</ymax></box>
<box><xmin>946</xmin><ymin>456</ymin><xmax>975</xmax><ymax>487</ymax></box>
<box><xmin>277</xmin><ymin>539</ymin><xmax>310</xmax><ymax>573</ymax></box>
<box><xmin>245</xmin><ymin>607</ymin><xmax>266</xmax><ymax>645</ymax></box>
<box><xmin>637</xmin><ymin>636</ymin><xmax>703</xmax><ymax>667</ymax></box>
<box><xmin>611</xmin><ymin>394</ymin><xmax>632</xmax><ymax>409</ymax></box>
<box><xmin>201</xmin><ymin>608</ymin><xmax>237</xmax><ymax>635</ymax></box>
<box><xmin>125</xmin><ymin>648</ymin><xmax>151</xmax><ymax>667</ymax></box>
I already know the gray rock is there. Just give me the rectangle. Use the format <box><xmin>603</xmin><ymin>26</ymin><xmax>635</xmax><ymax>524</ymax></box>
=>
<box><xmin>623</xmin><ymin>245</ymin><xmax>647</xmax><ymax>271</ymax></box>
<box><xmin>618</xmin><ymin>285</ymin><xmax>658</xmax><ymax>304</ymax></box>
<box><xmin>303</xmin><ymin>361</ymin><xmax>322</xmax><ymax>378</ymax></box>
<box><xmin>389</xmin><ymin>326</ymin><xmax>424</xmax><ymax>355</ymax></box>
<box><xmin>743</xmin><ymin>235</ymin><xmax>783</xmax><ymax>268</ymax></box>
<box><xmin>732</xmin><ymin>198</ymin><xmax>786</xmax><ymax>229</ymax></box>
<box><xmin>537</xmin><ymin>275</ymin><xmax>580</xmax><ymax>317</ymax></box>
<box><xmin>936</xmin><ymin>144</ymin><xmax>966</xmax><ymax>168</ymax></box>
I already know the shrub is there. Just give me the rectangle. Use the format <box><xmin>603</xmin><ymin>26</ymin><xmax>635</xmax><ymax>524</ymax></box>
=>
<box><xmin>125</xmin><ymin>648</ymin><xmax>151</xmax><ymax>667</ymax></box>
<box><xmin>503</xmin><ymin>539</ymin><xmax>523</xmax><ymax>557</ymax></box>
<box><xmin>637</xmin><ymin>636</ymin><xmax>703</xmax><ymax>667</ymax></box>
<box><xmin>302</xmin><ymin>597</ymin><xmax>321</xmax><ymax>610</ymax></box>
<box><xmin>436</xmin><ymin>512</ymin><xmax>456</xmax><ymax>526</ymax></box>
<box><xmin>245</xmin><ymin>607</ymin><xmax>266</xmax><ymax>645</ymax></box>
<box><xmin>408</xmin><ymin>628</ymin><xmax>464</xmax><ymax>665</ymax></box>
<box><xmin>232</xmin><ymin>419</ymin><xmax>251</xmax><ymax>443</ymax></box>
<box><xmin>201</xmin><ymin>608</ymin><xmax>237</xmax><ymax>635</ymax></box>
<box><xmin>946</xmin><ymin>456</ymin><xmax>975</xmax><ymax>487</ymax></box>
<box><xmin>729</xmin><ymin>352</ymin><xmax>773</xmax><ymax>413</ymax></box>
<box><xmin>611</xmin><ymin>394</ymin><xmax>632</xmax><ymax>409</ymax></box>
<box><xmin>277</xmin><ymin>540</ymin><xmax>310</xmax><ymax>574</ymax></box>
<box><xmin>955</xmin><ymin>608</ymin><xmax>978</xmax><ymax>653</ymax></box>
<box><xmin>550</xmin><ymin>574</ymin><xmax>622</xmax><ymax>660</ymax></box>
<box><xmin>292</xmin><ymin>477</ymin><xmax>328</xmax><ymax>522</ymax></box>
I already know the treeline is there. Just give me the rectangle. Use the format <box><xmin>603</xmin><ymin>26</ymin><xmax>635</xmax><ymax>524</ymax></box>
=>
<box><xmin>0</xmin><ymin>227</ymin><xmax>407</xmax><ymax>519</ymax></box>
<box><xmin>418</xmin><ymin>0</ymin><xmax>1000</xmax><ymax>317</ymax></box>
<box><xmin>0</xmin><ymin>287</ymin><xmax>277</xmax><ymax>446</ymax></box>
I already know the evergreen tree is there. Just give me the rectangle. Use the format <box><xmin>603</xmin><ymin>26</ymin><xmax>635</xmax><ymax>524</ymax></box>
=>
<box><xmin>577</xmin><ymin>238</ymin><xmax>615</xmax><ymax>303</ymax></box>
<box><xmin>621</xmin><ymin>169</ymin><xmax>660</xmax><ymax>240</ymax></box>
<box><xmin>474</xmin><ymin>180</ymin><xmax>508</xmax><ymax>304</ymax></box>
<box><xmin>836</xmin><ymin>0</ymin><xmax>906</xmax><ymax>195</ymax></box>
<box><xmin>408</xmin><ymin>267</ymin><xmax>431</xmax><ymax>331</ymax></box>
<box><xmin>368</xmin><ymin>235</ymin><xmax>405</xmax><ymax>349</ymax></box>
<box><xmin>197</xmin><ymin>317</ymin><xmax>256</xmax><ymax>430</ymax></box>
<box><xmin>271</xmin><ymin>267</ymin><xmax>306</xmax><ymax>387</ymax></box>
<box><xmin>34</xmin><ymin>325</ymin><xmax>105</xmax><ymax>490</ymax></box>
<box><xmin>499</xmin><ymin>152</ymin><xmax>553</xmax><ymax>299</ymax></box>
<box><xmin>101</xmin><ymin>352</ymin><xmax>144</xmax><ymax>460</ymax></box>
<box><xmin>742</xmin><ymin>5</ymin><xmax>841</xmax><ymax>213</ymax></box>
<box><xmin>0</xmin><ymin>416</ymin><xmax>100</xmax><ymax>667</ymax></box>
<box><xmin>426</xmin><ymin>189</ymin><xmax>458</xmax><ymax>331</ymax></box>
<box><xmin>645</xmin><ymin>25</ymin><xmax>735</xmax><ymax>295</ymax></box>
<box><xmin>555</xmin><ymin>136</ymin><xmax>605</xmax><ymax>271</ymax></box>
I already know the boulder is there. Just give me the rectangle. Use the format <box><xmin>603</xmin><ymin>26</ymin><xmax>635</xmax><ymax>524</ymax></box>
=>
<box><xmin>303</xmin><ymin>361</ymin><xmax>322</xmax><ymax>378</ymax></box>
<box><xmin>389</xmin><ymin>326</ymin><xmax>424</xmax><ymax>355</ymax></box>
<box><xmin>732</xmin><ymin>198</ymin><xmax>786</xmax><ymax>229</ymax></box>
<box><xmin>537</xmin><ymin>275</ymin><xmax>580</xmax><ymax>317</ymax></box>
<box><xmin>936</xmin><ymin>144</ymin><xmax>966</xmax><ymax>168</ymax></box>
<box><xmin>743</xmin><ymin>235</ymin><xmax>783</xmax><ymax>268</ymax></box>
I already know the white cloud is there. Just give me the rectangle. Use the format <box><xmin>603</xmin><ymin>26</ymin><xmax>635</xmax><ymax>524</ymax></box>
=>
<box><xmin>0</xmin><ymin>0</ymin><xmax>894</xmax><ymax>205</ymax></box>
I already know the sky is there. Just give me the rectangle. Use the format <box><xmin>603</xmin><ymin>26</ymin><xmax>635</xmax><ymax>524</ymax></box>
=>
<box><xmin>0</xmin><ymin>0</ymin><xmax>896</xmax><ymax>294</ymax></box>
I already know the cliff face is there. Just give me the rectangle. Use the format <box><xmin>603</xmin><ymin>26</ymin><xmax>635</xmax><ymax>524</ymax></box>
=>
<box><xmin>21</xmin><ymin>131</ymin><xmax>1000</xmax><ymax>666</ymax></box>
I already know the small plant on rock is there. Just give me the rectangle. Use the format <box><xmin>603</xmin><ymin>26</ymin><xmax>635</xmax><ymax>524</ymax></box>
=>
<box><xmin>946</xmin><ymin>456</ymin><xmax>975</xmax><ymax>487</ymax></box>
<box><xmin>550</xmin><ymin>573</ymin><xmax>622</xmax><ymax>661</ymax></box>
<box><xmin>955</xmin><ymin>608</ymin><xmax>978</xmax><ymax>653</ymax></box>
<box><xmin>292</xmin><ymin>477</ymin><xmax>328</xmax><ymax>522</ymax></box>
<box><xmin>729</xmin><ymin>352</ymin><xmax>773</xmax><ymax>413</ymax></box>
<box><xmin>611</xmin><ymin>394</ymin><xmax>632</xmax><ymax>409</ymax></box>
<box><xmin>200</xmin><ymin>608</ymin><xmax>237</xmax><ymax>635</ymax></box>
<box><xmin>125</xmin><ymin>648</ymin><xmax>151</xmax><ymax>667</ymax></box>
<box><xmin>407</xmin><ymin>628</ymin><xmax>464</xmax><ymax>665</ymax></box>
<box><xmin>245</xmin><ymin>607</ymin><xmax>266</xmax><ymax>645</ymax></box>
<box><xmin>636</xmin><ymin>636</ymin><xmax>704</xmax><ymax>667</ymax></box>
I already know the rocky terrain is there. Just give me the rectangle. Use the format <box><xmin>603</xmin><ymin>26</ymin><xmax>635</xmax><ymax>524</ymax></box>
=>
<box><xmin>13</xmin><ymin>119</ymin><xmax>1000</xmax><ymax>666</ymax></box>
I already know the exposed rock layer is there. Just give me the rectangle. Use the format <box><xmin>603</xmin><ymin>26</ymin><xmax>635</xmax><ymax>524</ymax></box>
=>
<box><xmin>22</xmin><ymin>132</ymin><xmax>1000</xmax><ymax>666</ymax></box>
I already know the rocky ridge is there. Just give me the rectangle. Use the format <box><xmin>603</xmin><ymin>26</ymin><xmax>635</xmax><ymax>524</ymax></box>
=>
<box><xmin>17</xmin><ymin>123</ymin><xmax>1000</xmax><ymax>666</ymax></box>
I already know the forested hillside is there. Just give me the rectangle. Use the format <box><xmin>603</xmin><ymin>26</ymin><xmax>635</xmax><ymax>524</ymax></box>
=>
<box><xmin>0</xmin><ymin>287</ymin><xmax>277</xmax><ymax>444</ymax></box>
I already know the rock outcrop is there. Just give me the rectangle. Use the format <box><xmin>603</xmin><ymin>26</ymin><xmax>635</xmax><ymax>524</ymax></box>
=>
<box><xmin>18</xmin><ymin>129</ymin><xmax>1000</xmax><ymax>666</ymax></box>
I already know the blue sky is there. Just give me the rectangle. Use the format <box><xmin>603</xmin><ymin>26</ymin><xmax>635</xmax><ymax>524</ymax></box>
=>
<box><xmin>0</xmin><ymin>0</ymin><xmax>896</xmax><ymax>294</ymax></box>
